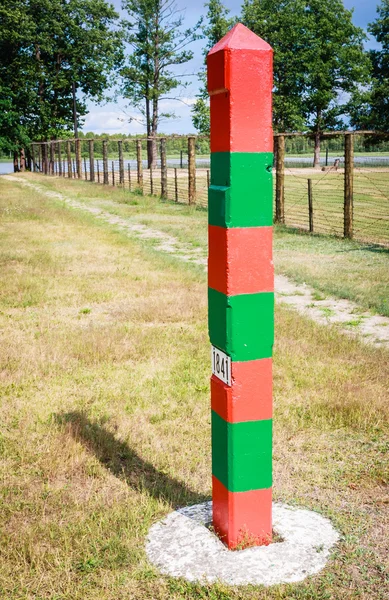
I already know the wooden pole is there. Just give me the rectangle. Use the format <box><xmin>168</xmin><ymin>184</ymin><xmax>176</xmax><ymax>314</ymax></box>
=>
<box><xmin>136</xmin><ymin>140</ymin><xmax>143</xmax><ymax>192</ymax></box>
<box><xmin>150</xmin><ymin>163</ymin><xmax>154</xmax><ymax>195</ymax></box>
<box><xmin>188</xmin><ymin>136</ymin><xmax>196</xmax><ymax>205</ymax></box>
<box><xmin>58</xmin><ymin>142</ymin><xmax>62</xmax><ymax>176</ymax></box>
<box><xmin>308</xmin><ymin>178</ymin><xmax>313</xmax><ymax>233</ymax></box>
<box><xmin>207</xmin><ymin>23</ymin><xmax>274</xmax><ymax>550</ymax></box>
<box><xmin>160</xmin><ymin>138</ymin><xmax>168</xmax><ymax>199</ymax></box>
<box><xmin>180</xmin><ymin>149</ymin><xmax>183</xmax><ymax>168</ymax></box>
<box><xmin>118</xmin><ymin>140</ymin><xmax>124</xmax><ymax>185</ymax></box>
<box><xmin>275</xmin><ymin>134</ymin><xmax>285</xmax><ymax>223</ymax></box>
<box><xmin>344</xmin><ymin>133</ymin><xmax>354</xmax><ymax>239</ymax></box>
<box><xmin>128</xmin><ymin>163</ymin><xmax>131</xmax><ymax>190</ymax></box>
<box><xmin>97</xmin><ymin>160</ymin><xmax>100</xmax><ymax>184</ymax></box>
<box><xmin>174</xmin><ymin>167</ymin><xmax>178</xmax><ymax>202</ymax></box>
<box><xmin>31</xmin><ymin>144</ymin><xmax>36</xmax><ymax>172</ymax></box>
<box><xmin>75</xmin><ymin>138</ymin><xmax>82</xmax><ymax>179</ymax></box>
<box><xmin>67</xmin><ymin>141</ymin><xmax>72</xmax><ymax>178</ymax></box>
<box><xmin>89</xmin><ymin>140</ymin><xmax>95</xmax><ymax>182</ymax></box>
<box><xmin>112</xmin><ymin>161</ymin><xmax>115</xmax><ymax>186</ymax></box>
<box><xmin>103</xmin><ymin>140</ymin><xmax>108</xmax><ymax>185</ymax></box>
<box><xmin>49</xmin><ymin>142</ymin><xmax>54</xmax><ymax>175</ymax></box>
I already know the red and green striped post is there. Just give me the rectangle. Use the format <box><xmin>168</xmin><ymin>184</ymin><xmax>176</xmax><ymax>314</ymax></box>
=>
<box><xmin>207</xmin><ymin>23</ymin><xmax>274</xmax><ymax>550</ymax></box>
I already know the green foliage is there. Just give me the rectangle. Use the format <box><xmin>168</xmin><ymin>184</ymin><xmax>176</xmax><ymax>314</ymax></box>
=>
<box><xmin>191</xmin><ymin>1</ymin><xmax>235</xmax><ymax>134</ymax></box>
<box><xmin>242</xmin><ymin>0</ymin><xmax>369</xmax><ymax>139</ymax></box>
<box><xmin>121</xmin><ymin>0</ymin><xmax>201</xmax><ymax>140</ymax></box>
<box><xmin>349</xmin><ymin>0</ymin><xmax>389</xmax><ymax>130</ymax></box>
<box><xmin>0</xmin><ymin>0</ymin><xmax>122</xmax><ymax>152</ymax></box>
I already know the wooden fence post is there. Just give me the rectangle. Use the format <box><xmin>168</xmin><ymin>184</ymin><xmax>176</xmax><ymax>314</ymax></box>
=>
<box><xmin>89</xmin><ymin>140</ymin><xmax>95</xmax><ymax>182</ymax></box>
<box><xmin>136</xmin><ymin>140</ymin><xmax>143</xmax><ymax>192</ymax></box>
<box><xmin>97</xmin><ymin>160</ymin><xmax>100</xmax><ymax>183</ymax></box>
<box><xmin>84</xmin><ymin>157</ymin><xmax>87</xmax><ymax>180</ymax></box>
<box><xmin>103</xmin><ymin>140</ymin><xmax>108</xmax><ymax>185</ymax></box>
<box><xmin>118</xmin><ymin>140</ymin><xmax>124</xmax><ymax>185</ymax></box>
<box><xmin>180</xmin><ymin>149</ymin><xmax>183</xmax><ymax>168</ymax></box>
<box><xmin>160</xmin><ymin>138</ymin><xmax>168</xmax><ymax>199</ymax></box>
<box><xmin>44</xmin><ymin>143</ymin><xmax>49</xmax><ymax>174</ymax></box>
<box><xmin>49</xmin><ymin>142</ymin><xmax>55</xmax><ymax>175</ymax></box>
<box><xmin>207</xmin><ymin>23</ymin><xmax>274</xmax><ymax>550</ymax></box>
<box><xmin>344</xmin><ymin>133</ymin><xmax>354</xmax><ymax>239</ymax></box>
<box><xmin>58</xmin><ymin>142</ymin><xmax>62</xmax><ymax>176</ymax></box>
<box><xmin>308</xmin><ymin>178</ymin><xmax>313</xmax><ymax>233</ymax></box>
<box><xmin>31</xmin><ymin>144</ymin><xmax>36</xmax><ymax>172</ymax></box>
<box><xmin>128</xmin><ymin>163</ymin><xmax>131</xmax><ymax>190</ymax></box>
<box><xmin>275</xmin><ymin>134</ymin><xmax>285</xmax><ymax>223</ymax></box>
<box><xmin>75</xmin><ymin>138</ymin><xmax>82</xmax><ymax>179</ymax></box>
<box><xmin>112</xmin><ymin>161</ymin><xmax>115</xmax><ymax>186</ymax></box>
<box><xmin>188</xmin><ymin>136</ymin><xmax>196</xmax><ymax>205</ymax></box>
<box><xmin>67</xmin><ymin>141</ymin><xmax>72</xmax><ymax>178</ymax></box>
<box><xmin>174</xmin><ymin>167</ymin><xmax>178</xmax><ymax>202</ymax></box>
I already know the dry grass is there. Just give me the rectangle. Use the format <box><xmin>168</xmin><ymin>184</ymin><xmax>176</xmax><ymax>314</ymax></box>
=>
<box><xmin>0</xmin><ymin>175</ymin><xmax>388</xmax><ymax>599</ymax></box>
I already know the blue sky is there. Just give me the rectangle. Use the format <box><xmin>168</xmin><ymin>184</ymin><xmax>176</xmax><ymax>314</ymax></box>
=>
<box><xmin>82</xmin><ymin>0</ymin><xmax>381</xmax><ymax>135</ymax></box>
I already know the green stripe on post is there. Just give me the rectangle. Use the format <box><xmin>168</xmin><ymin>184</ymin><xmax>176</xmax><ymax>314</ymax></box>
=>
<box><xmin>212</xmin><ymin>410</ymin><xmax>272</xmax><ymax>492</ymax></box>
<box><xmin>208</xmin><ymin>288</ymin><xmax>274</xmax><ymax>361</ymax></box>
<box><xmin>209</xmin><ymin>152</ymin><xmax>273</xmax><ymax>228</ymax></box>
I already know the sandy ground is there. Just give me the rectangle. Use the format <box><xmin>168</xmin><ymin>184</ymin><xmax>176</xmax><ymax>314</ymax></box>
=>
<box><xmin>3</xmin><ymin>174</ymin><xmax>389</xmax><ymax>349</ymax></box>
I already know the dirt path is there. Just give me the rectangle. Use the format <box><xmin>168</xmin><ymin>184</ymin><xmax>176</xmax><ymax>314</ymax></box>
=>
<box><xmin>4</xmin><ymin>175</ymin><xmax>389</xmax><ymax>348</ymax></box>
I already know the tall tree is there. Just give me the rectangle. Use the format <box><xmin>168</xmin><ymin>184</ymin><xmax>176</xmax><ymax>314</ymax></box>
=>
<box><xmin>241</xmin><ymin>0</ymin><xmax>307</xmax><ymax>133</ymax></box>
<box><xmin>242</xmin><ymin>0</ymin><xmax>369</xmax><ymax>165</ymax></box>
<box><xmin>121</xmin><ymin>0</ymin><xmax>201</xmax><ymax>167</ymax></box>
<box><xmin>0</xmin><ymin>0</ymin><xmax>122</xmax><ymax>168</ymax></box>
<box><xmin>350</xmin><ymin>0</ymin><xmax>389</xmax><ymax>130</ymax></box>
<box><xmin>191</xmin><ymin>0</ymin><xmax>235</xmax><ymax>134</ymax></box>
<box><xmin>301</xmin><ymin>0</ymin><xmax>369</xmax><ymax>165</ymax></box>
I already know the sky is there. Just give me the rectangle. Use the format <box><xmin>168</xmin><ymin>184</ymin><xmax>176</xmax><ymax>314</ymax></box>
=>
<box><xmin>81</xmin><ymin>0</ymin><xmax>382</xmax><ymax>136</ymax></box>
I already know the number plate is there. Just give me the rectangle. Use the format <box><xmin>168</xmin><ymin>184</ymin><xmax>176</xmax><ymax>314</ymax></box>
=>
<box><xmin>211</xmin><ymin>345</ymin><xmax>231</xmax><ymax>386</ymax></box>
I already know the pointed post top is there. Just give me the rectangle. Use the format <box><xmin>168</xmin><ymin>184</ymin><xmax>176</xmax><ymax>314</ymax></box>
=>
<box><xmin>208</xmin><ymin>23</ymin><xmax>272</xmax><ymax>56</ymax></box>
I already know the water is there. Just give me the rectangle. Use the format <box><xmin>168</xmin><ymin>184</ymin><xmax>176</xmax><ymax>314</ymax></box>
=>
<box><xmin>0</xmin><ymin>162</ymin><xmax>13</xmax><ymax>174</ymax></box>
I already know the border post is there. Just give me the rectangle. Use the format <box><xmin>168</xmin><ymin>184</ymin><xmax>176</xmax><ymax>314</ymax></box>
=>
<box><xmin>207</xmin><ymin>23</ymin><xmax>274</xmax><ymax>550</ymax></box>
<box><xmin>275</xmin><ymin>134</ymin><xmax>285</xmax><ymax>223</ymax></box>
<box><xmin>344</xmin><ymin>133</ymin><xmax>354</xmax><ymax>239</ymax></box>
<box><xmin>188</xmin><ymin>136</ymin><xmax>196</xmax><ymax>205</ymax></box>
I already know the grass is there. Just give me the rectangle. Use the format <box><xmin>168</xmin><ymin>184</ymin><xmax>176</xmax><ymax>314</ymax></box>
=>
<box><xmin>0</xmin><ymin>175</ymin><xmax>389</xmax><ymax>599</ymax></box>
<box><xmin>19</xmin><ymin>173</ymin><xmax>389</xmax><ymax>318</ymax></box>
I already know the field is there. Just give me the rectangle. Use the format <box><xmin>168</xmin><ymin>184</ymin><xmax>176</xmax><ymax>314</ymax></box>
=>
<box><xmin>0</xmin><ymin>174</ymin><xmax>388</xmax><ymax>599</ymax></box>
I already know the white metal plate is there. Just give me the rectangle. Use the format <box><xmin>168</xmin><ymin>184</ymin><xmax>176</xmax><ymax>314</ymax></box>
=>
<box><xmin>211</xmin><ymin>345</ymin><xmax>231</xmax><ymax>386</ymax></box>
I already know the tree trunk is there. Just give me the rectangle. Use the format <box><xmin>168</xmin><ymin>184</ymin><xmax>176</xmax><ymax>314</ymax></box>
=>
<box><xmin>313</xmin><ymin>111</ymin><xmax>321</xmax><ymax>167</ymax></box>
<box><xmin>313</xmin><ymin>132</ymin><xmax>321</xmax><ymax>167</ymax></box>
<box><xmin>13</xmin><ymin>151</ymin><xmax>19</xmax><ymax>172</ymax></box>
<box><xmin>20</xmin><ymin>148</ymin><xmax>26</xmax><ymax>172</ymax></box>
<box><xmin>150</xmin><ymin>96</ymin><xmax>158</xmax><ymax>168</ymax></box>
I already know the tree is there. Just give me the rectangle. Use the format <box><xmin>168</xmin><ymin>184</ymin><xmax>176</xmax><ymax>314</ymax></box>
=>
<box><xmin>121</xmin><ymin>0</ymin><xmax>201</xmax><ymax>167</ymax></box>
<box><xmin>241</xmin><ymin>0</ymin><xmax>307</xmax><ymax>133</ymax></box>
<box><xmin>350</xmin><ymin>0</ymin><xmax>389</xmax><ymax>130</ymax></box>
<box><xmin>0</xmin><ymin>0</ymin><xmax>122</xmax><ymax>169</ymax></box>
<box><xmin>301</xmin><ymin>0</ymin><xmax>369</xmax><ymax>165</ymax></box>
<box><xmin>242</xmin><ymin>0</ymin><xmax>369</xmax><ymax>165</ymax></box>
<box><xmin>191</xmin><ymin>0</ymin><xmax>235</xmax><ymax>134</ymax></box>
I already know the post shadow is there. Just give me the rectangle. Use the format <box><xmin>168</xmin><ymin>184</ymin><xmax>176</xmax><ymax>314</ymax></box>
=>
<box><xmin>55</xmin><ymin>411</ymin><xmax>208</xmax><ymax>508</ymax></box>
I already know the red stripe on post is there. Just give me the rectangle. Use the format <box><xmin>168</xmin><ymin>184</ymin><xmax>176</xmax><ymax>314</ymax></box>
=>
<box><xmin>211</xmin><ymin>358</ymin><xmax>272</xmax><ymax>423</ymax></box>
<box><xmin>212</xmin><ymin>476</ymin><xmax>272</xmax><ymax>549</ymax></box>
<box><xmin>208</xmin><ymin>225</ymin><xmax>274</xmax><ymax>296</ymax></box>
<box><xmin>207</xmin><ymin>23</ymin><xmax>273</xmax><ymax>153</ymax></box>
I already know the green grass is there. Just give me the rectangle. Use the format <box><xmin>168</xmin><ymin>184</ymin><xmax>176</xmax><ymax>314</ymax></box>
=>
<box><xmin>0</xmin><ymin>175</ymin><xmax>389</xmax><ymax>599</ymax></box>
<box><xmin>24</xmin><ymin>174</ymin><xmax>389</xmax><ymax>318</ymax></box>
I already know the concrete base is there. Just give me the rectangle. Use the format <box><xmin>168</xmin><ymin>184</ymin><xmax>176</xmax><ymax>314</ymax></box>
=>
<box><xmin>146</xmin><ymin>501</ymin><xmax>339</xmax><ymax>586</ymax></box>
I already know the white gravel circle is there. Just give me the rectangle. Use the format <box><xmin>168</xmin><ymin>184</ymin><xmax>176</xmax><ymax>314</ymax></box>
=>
<box><xmin>146</xmin><ymin>502</ymin><xmax>339</xmax><ymax>586</ymax></box>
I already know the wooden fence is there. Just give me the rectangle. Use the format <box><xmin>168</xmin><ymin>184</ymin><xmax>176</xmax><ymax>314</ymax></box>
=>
<box><xmin>30</xmin><ymin>131</ymin><xmax>389</xmax><ymax>246</ymax></box>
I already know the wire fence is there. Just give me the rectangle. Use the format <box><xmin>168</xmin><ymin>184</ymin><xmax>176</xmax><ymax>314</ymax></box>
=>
<box><xmin>30</xmin><ymin>131</ymin><xmax>389</xmax><ymax>247</ymax></box>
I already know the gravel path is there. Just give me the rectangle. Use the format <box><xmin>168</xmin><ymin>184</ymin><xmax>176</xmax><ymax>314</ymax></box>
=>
<box><xmin>4</xmin><ymin>175</ymin><xmax>389</xmax><ymax>349</ymax></box>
